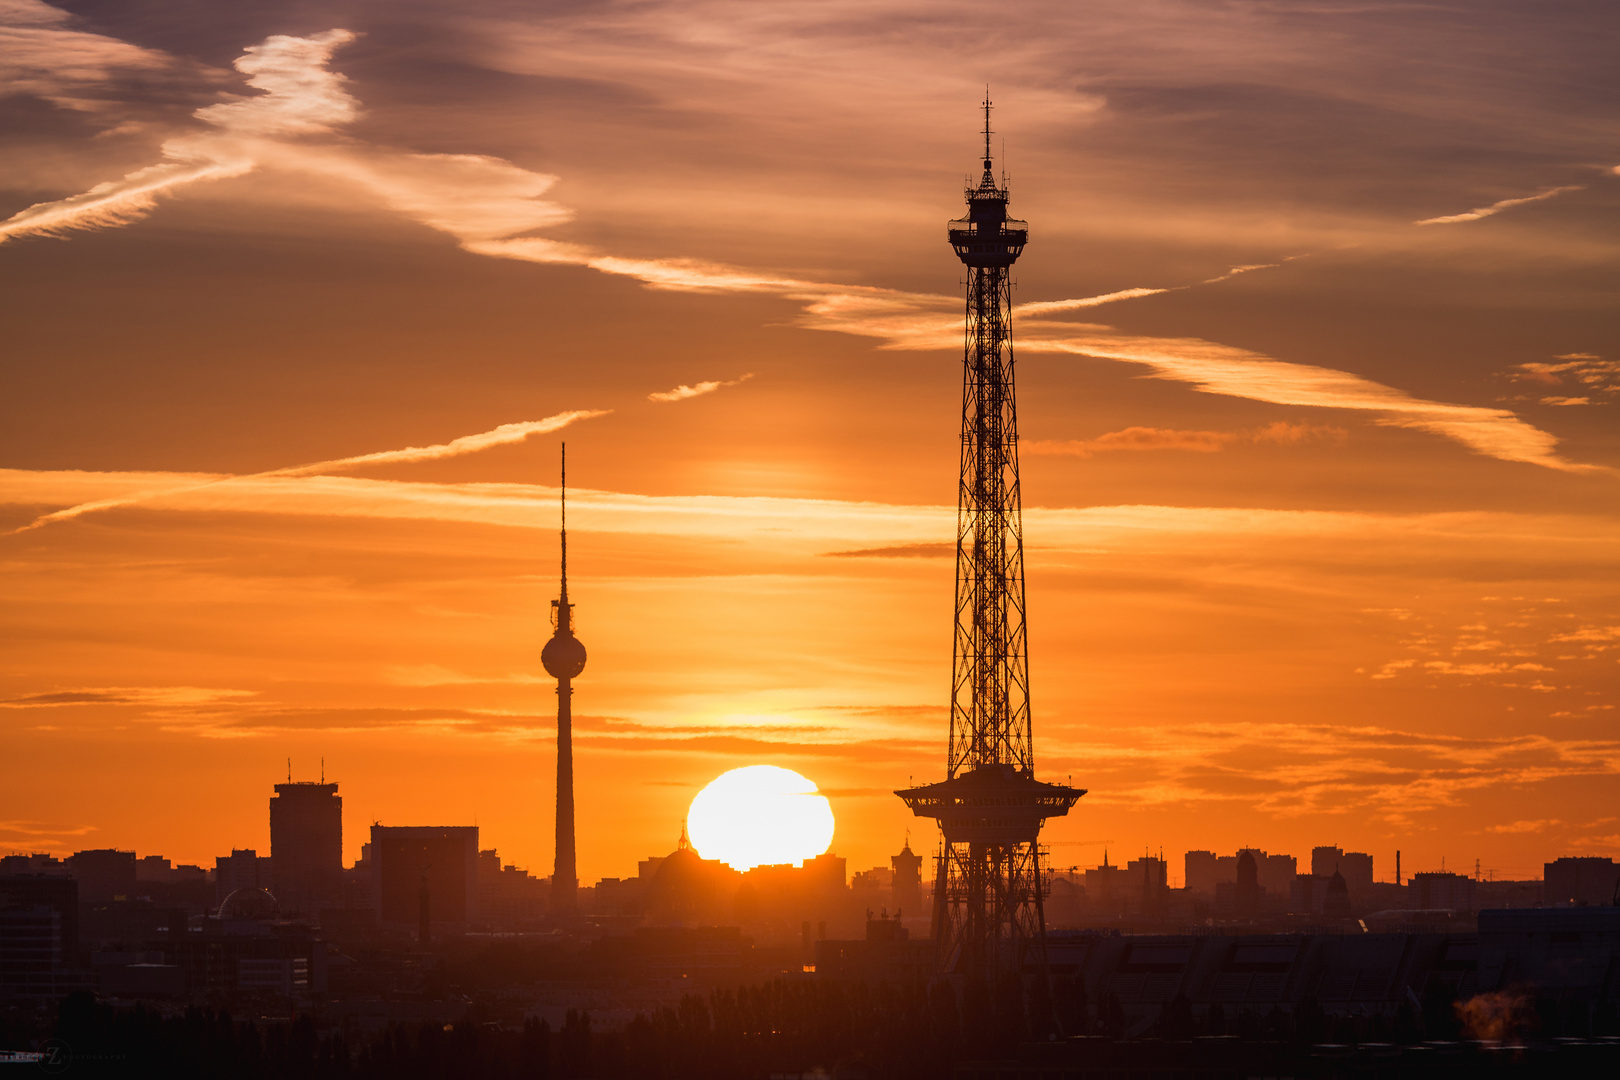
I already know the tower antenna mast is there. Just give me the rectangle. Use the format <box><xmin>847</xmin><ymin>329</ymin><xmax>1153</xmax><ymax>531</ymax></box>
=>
<box><xmin>897</xmin><ymin>94</ymin><xmax>1083</xmax><ymax>1003</ymax></box>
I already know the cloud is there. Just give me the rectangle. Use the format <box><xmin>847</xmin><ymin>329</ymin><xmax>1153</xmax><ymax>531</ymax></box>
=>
<box><xmin>0</xmin><ymin>0</ymin><xmax>175</xmax><ymax>112</ymax></box>
<box><xmin>647</xmin><ymin>373</ymin><xmax>754</xmax><ymax>402</ymax></box>
<box><xmin>1551</xmin><ymin>626</ymin><xmax>1620</xmax><ymax>643</ymax></box>
<box><xmin>0</xmin><ymin>29</ymin><xmax>364</xmax><ymax>243</ymax></box>
<box><xmin>1414</xmin><ymin>185</ymin><xmax>1584</xmax><ymax>225</ymax></box>
<box><xmin>1014</xmin><ymin>287</ymin><xmax>1170</xmax><ymax>316</ymax></box>
<box><xmin>4</xmin><ymin>408</ymin><xmax>608</xmax><ymax>534</ymax></box>
<box><xmin>1024</xmin><ymin>421</ymin><xmax>1346</xmax><ymax>457</ymax></box>
<box><xmin>822</xmin><ymin>543</ymin><xmax>955</xmax><ymax>558</ymax></box>
<box><xmin>0</xmin><ymin>686</ymin><xmax>257</xmax><ymax>707</ymax></box>
<box><xmin>1201</xmin><ymin>262</ymin><xmax>1287</xmax><ymax>283</ymax></box>
<box><xmin>1486</xmin><ymin>819</ymin><xmax>1559</xmax><ymax>834</ymax></box>
<box><xmin>1509</xmin><ymin>355</ymin><xmax>1620</xmax><ymax>402</ymax></box>
<box><xmin>0</xmin><ymin>25</ymin><xmax>1602</xmax><ymax>476</ymax></box>
<box><xmin>1042</xmin><ymin>719</ymin><xmax>1620</xmax><ymax>821</ymax></box>
<box><xmin>0</xmin><ymin>27</ymin><xmax>575</xmax><ymax>249</ymax></box>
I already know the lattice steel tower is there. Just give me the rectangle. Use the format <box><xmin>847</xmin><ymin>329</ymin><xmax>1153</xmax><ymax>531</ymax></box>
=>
<box><xmin>897</xmin><ymin>98</ymin><xmax>1083</xmax><ymax>986</ymax></box>
<box><xmin>542</xmin><ymin>444</ymin><xmax>587</xmax><ymax>915</ymax></box>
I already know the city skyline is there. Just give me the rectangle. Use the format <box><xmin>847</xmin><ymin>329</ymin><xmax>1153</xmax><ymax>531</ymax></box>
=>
<box><xmin>3</xmin><ymin>0</ymin><xmax>1619</xmax><ymax>886</ymax></box>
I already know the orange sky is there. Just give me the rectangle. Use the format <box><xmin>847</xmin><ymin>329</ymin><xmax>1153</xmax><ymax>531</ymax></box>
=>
<box><xmin>2</xmin><ymin>0</ymin><xmax>1617</xmax><ymax>886</ymax></box>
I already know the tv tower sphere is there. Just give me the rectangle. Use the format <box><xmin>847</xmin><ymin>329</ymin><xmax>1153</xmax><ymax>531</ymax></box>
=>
<box><xmin>542</xmin><ymin>624</ymin><xmax>587</xmax><ymax>679</ymax></box>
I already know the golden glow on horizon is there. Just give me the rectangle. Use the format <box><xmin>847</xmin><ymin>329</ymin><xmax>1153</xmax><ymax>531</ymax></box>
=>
<box><xmin>686</xmin><ymin>765</ymin><xmax>836</xmax><ymax>872</ymax></box>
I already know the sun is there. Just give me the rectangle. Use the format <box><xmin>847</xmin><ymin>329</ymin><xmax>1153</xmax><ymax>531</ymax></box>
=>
<box><xmin>686</xmin><ymin>765</ymin><xmax>835</xmax><ymax>872</ymax></box>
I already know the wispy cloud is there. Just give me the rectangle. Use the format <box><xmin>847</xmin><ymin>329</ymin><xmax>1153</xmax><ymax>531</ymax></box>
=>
<box><xmin>0</xmin><ymin>686</ymin><xmax>257</xmax><ymax>708</ymax></box>
<box><xmin>1414</xmin><ymin>185</ymin><xmax>1584</xmax><ymax>226</ymax></box>
<box><xmin>4</xmin><ymin>409</ymin><xmax>607</xmax><ymax>535</ymax></box>
<box><xmin>1507</xmin><ymin>354</ymin><xmax>1620</xmax><ymax>404</ymax></box>
<box><xmin>0</xmin><ymin>25</ymin><xmax>1602</xmax><ymax>476</ymax></box>
<box><xmin>0</xmin><ymin>28</ymin><xmax>574</xmax><ymax>249</ymax></box>
<box><xmin>1014</xmin><ymin>287</ymin><xmax>1170</xmax><ymax>316</ymax></box>
<box><xmin>1486</xmin><ymin>819</ymin><xmax>1559</xmax><ymax>834</ymax></box>
<box><xmin>0</xmin><ymin>29</ymin><xmax>360</xmax><ymax>242</ymax></box>
<box><xmin>0</xmin><ymin>0</ymin><xmax>176</xmax><ymax>113</ymax></box>
<box><xmin>1025</xmin><ymin>421</ymin><xmax>1344</xmax><ymax>457</ymax></box>
<box><xmin>647</xmin><ymin>373</ymin><xmax>754</xmax><ymax>402</ymax></box>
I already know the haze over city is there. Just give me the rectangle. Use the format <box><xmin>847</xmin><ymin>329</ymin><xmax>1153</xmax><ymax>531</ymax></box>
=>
<box><xmin>4</xmin><ymin>0</ymin><xmax>1619</xmax><ymax>922</ymax></box>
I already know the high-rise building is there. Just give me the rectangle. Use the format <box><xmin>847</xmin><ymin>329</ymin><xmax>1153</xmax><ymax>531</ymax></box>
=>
<box><xmin>541</xmin><ymin>445</ymin><xmax>587</xmax><ymax>917</ymax></box>
<box><xmin>270</xmin><ymin>780</ymin><xmax>342</xmax><ymax>914</ymax></box>
<box><xmin>1257</xmin><ymin>852</ymin><xmax>1298</xmax><ymax>897</ymax></box>
<box><xmin>1184</xmin><ymin>850</ymin><xmax>1220</xmax><ymax>896</ymax></box>
<box><xmin>896</xmin><ymin>97</ymin><xmax>1081</xmax><ymax>991</ymax></box>
<box><xmin>214</xmin><ymin>849</ymin><xmax>272</xmax><ymax>904</ymax></box>
<box><xmin>1339</xmin><ymin>851</ymin><xmax>1374</xmax><ymax>894</ymax></box>
<box><xmin>891</xmin><ymin>842</ymin><xmax>923</xmax><ymax>914</ymax></box>
<box><xmin>370</xmin><ymin>825</ymin><xmax>479</xmax><ymax>937</ymax></box>
<box><xmin>1412</xmin><ymin>870</ymin><xmax>1477</xmax><ymax>911</ymax></box>
<box><xmin>1312</xmin><ymin>846</ymin><xmax>1373</xmax><ymax>892</ymax></box>
<box><xmin>1545</xmin><ymin>857</ymin><xmax>1619</xmax><ymax>906</ymax></box>
<box><xmin>65</xmin><ymin>849</ymin><xmax>135</xmax><ymax>904</ymax></box>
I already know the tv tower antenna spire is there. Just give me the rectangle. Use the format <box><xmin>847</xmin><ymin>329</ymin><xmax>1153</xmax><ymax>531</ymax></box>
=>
<box><xmin>542</xmin><ymin>443</ymin><xmax>588</xmax><ymax>916</ymax></box>
<box><xmin>897</xmin><ymin>96</ymin><xmax>1083</xmax><ymax>997</ymax></box>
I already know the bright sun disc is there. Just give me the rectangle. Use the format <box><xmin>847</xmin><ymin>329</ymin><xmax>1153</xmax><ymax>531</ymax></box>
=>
<box><xmin>686</xmin><ymin>765</ymin><xmax>835</xmax><ymax>872</ymax></box>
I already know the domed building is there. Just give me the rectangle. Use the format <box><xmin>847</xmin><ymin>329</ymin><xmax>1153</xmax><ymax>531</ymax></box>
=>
<box><xmin>218</xmin><ymin>886</ymin><xmax>280</xmax><ymax>921</ymax></box>
<box><xmin>641</xmin><ymin>826</ymin><xmax>740</xmax><ymax>927</ymax></box>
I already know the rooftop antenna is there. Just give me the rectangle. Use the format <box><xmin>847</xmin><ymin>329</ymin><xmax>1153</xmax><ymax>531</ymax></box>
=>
<box><xmin>321</xmin><ymin>757</ymin><xmax>325</xmax><ymax>784</ymax></box>
<box><xmin>983</xmin><ymin>88</ymin><xmax>993</xmax><ymax>162</ymax></box>
<box><xmin>286</xmin><ymin>757</ymin><xmax>291</xmax><ymax>783</ymax></box>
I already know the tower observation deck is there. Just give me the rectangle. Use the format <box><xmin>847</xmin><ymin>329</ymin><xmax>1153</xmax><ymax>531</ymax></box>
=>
<box><xmin>896</xmin><ymin>97</ymin><xmax>1083</xmax><ymax>990</ymax></box>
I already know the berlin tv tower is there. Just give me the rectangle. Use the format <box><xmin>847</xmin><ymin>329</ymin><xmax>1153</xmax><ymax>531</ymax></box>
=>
<box><xmin>542</xmin><ymin>444</ymin><xmax>587</xmax><ymax>915</ymax></box>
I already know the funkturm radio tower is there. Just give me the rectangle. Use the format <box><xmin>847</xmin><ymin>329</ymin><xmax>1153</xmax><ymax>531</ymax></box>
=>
<box><xmin>542</xmin><ymin>444</ymin><xmax>587</xmax><ymax>916</ymax></box>
<box><xmin>897</xmin><ymin>98</ymin><xmax>1083</xmax><ymax>986</ymax></box>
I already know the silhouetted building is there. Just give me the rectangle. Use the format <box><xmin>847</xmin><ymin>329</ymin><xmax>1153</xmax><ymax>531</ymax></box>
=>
<box><xmin>1235</xmin><ymin>851</ymin><xmax>1260</xmax><ymax>913</ymax></box>
<box><xmin>1188</xmin><ymin>848</ymin><xmax>1295</xmax><ymax>902</ymax></box>
<box><xmin>1127</xmin><ymin>856</ymin><xmax>1169</xmax><ymax>911</ymax></box>
<box><xmin>891</xmin><ymin>842</ymin><xmax>922</xmax><ymax>914</ymax></box>
<box><xmin>476</xmin><ymin>849</ymin><xmax>548</xmax><ymax>929</ymax></box>
<box><xmin>1184</xmin><ymin>850</ymin><xmax>1219</xmax><ymax>896</ymax></box>
<box><xmin>816</xmin><ymin>913</ymin><xmax>933</xmax><ymax>983</ymax></box>
<box><xmin>0</xmin><ymin>854</ymin><xmax>69</xmax><ymax>877</ymax></box>
<box><xmin>370</xmin><ymin>825</ymin><xmax>479</xmax><ymax>937</ymax></box>
<box><xmin>66</xmin><ymin>848</ymin><xmax>136</xmax><ymax>903</ymax></box>
<box><xmin>0</xmin><ymin>875</ymin><xmax>81</xmax><ymax>999</ymax></box>
<box><xmin>1312</xmin><ymin>846</ymin><xmax>1374</xmax><ymax>893</ymax></box>
<box><xmin>1323</xmin><ymin>869</ymin><xmax>1352</xmax><ymax>918</ymax></box>
<box><xmin>1085</xmin><ymin>852</ymin><xmax>1127</xmax><ymax>912</ymax></box>
<box><xmin>643</xmin><ymin>828</ymin><xmax>740</xmax><ymax>927</ymax></box>
<box><xmin>1411</xmin><ymin>870</ymin><xmax>1476</xmax><ymax>911</ymax></box>
<box><xmin>215</xmin><ymin>849</ymin><xmax>272</xmax><ymax>905</ymax></box>
<box><xmin>270</xmin><ymin>780</ymin><xmax>342</xmax><ymax>914</ymax></box>
<box><xmin>1545</xmin><ymin>856</ymin><xmax>1619</xmax><ymax>906</ymax></box>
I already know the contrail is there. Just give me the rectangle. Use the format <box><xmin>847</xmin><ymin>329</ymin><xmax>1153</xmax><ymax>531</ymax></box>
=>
<box><xmin>1415</xmin><ymin>185</ymin><xmax>1583</xmax><ymax>225</ymax></box>
<box><xmin>5</xmin><ymin>410</ymin><xmax>608</xmax><ymax>536</ymax></box>
<box><xmin>647</xmin><ymin>373</ymin><xmax>755</xmax><ymax>402</ymax></box>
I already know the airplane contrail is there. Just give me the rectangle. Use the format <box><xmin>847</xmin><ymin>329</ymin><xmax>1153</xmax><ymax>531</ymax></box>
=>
<box><xmin>5</xmin><ymin>409</ymin><xmax>609</xmax><ymax>536</ymax></box>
